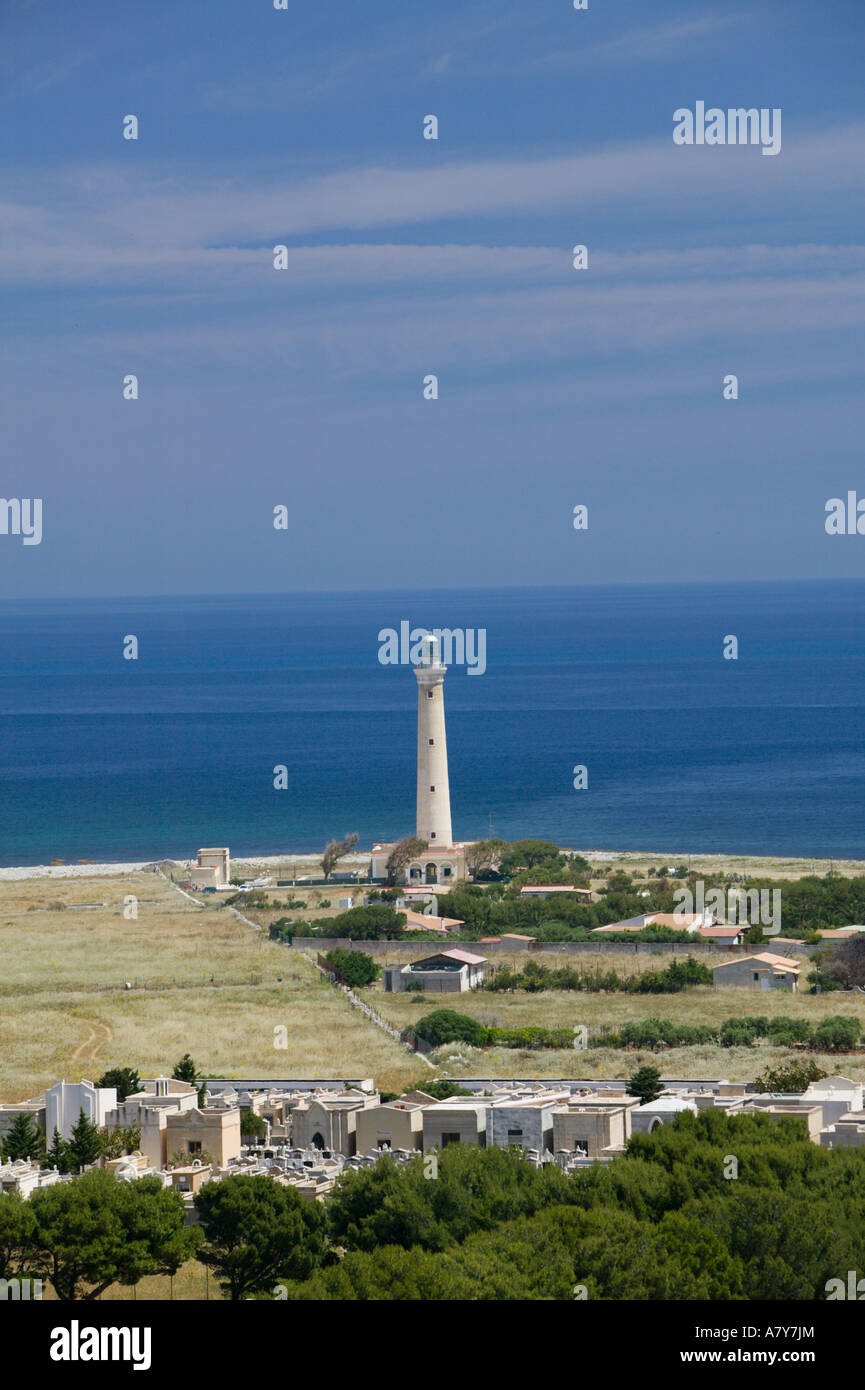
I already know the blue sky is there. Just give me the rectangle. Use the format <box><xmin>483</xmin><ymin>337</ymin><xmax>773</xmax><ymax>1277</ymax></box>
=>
<box><xmin>1</xmin><ymin>0</ymin><xmax>864</xmax><ymax>597</ymax></box>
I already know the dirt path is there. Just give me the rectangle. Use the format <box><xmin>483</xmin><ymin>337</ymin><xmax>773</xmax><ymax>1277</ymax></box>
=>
<box><xmin>72</xmin><ymin>1019</ymin><xmax>112</xmax><ymax>1065</ymax></box>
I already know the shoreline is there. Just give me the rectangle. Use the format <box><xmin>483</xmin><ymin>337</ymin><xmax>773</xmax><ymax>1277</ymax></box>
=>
<box><xmin>1</xmin><ymin>846</ymin><xmax>864</xmax><ymax>881</ymax></box>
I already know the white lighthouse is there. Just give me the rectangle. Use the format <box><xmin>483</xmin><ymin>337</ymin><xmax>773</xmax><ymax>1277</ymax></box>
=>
<box><xmin>414</xmin><ymin>633</ymin><xmax>453</xmax><ymax>847</ymax></box>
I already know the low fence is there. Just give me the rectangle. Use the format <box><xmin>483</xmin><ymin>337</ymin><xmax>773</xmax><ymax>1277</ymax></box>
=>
<box><xmin>302</xmin><ymin>949</ymin><xmax>432</xmax><ymax>1065</ymax></box>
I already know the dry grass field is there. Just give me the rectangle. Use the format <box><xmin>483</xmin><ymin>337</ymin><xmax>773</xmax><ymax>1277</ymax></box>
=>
<box><xmin>3</xmin><ymin>859</ymin><xmax>864</xmax><ymax>1102</ymax></box>
<box><xmin>0</xmin><ymin>871</ymin><xmax>424</xmax><ymax>1101</ymax></box>
<box><xmin>577</xmin><ymin>850</ymin><xmax>865</xmax><ymax>882</ymax></box>
<box><xmin>370</xmin><ymin>949</ymin><xmax>865</xmax><ymax>1083</ymax></box>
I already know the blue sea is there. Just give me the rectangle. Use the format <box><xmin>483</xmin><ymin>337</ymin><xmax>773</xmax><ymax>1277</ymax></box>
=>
<box><xmin>1</xmin><ymin>581</ymin><xmax>864</xmax><ymax>867</ymax></box>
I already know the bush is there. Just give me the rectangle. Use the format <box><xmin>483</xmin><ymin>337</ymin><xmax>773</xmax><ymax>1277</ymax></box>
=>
<box><xmin>413</xmin><ymin>1010</ymin><xmax>488</xmax><ymax>1048</ymax></box>
<box><xmin>325</xmin><ymin>949</ymin><xmax>380</xmax><ymax>989</ymax></box>
<box><xmin>755</xmin><ymin>1060</ymin><xmax>827</xmax><ymax>1092</ymax></box>
<box><xmin>813</xmin><ymin>1015</ymin><xmax>860</xmax><ymax>1052</ymax></box>
<box><xmin>318</xmin><ymin>906</ymin><xmax>406</xmax><ymax>939</ymax></box>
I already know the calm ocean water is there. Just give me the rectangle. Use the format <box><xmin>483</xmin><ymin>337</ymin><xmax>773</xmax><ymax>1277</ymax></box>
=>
<box><xmin>1</xmin><ymin>581</ymin><xmax>864</xmax><ymax>867</ymax></box>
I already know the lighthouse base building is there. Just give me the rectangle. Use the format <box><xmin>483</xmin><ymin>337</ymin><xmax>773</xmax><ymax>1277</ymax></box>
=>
<box><xmin>369</xmin><ymin>841</ymin><xmax>470</xmax><ymax>887</ymax></box>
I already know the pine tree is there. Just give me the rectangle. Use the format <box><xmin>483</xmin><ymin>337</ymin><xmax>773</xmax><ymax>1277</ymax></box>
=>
<box><xmin>173</xmin><ymin>1053</ymin><xmax>207</xmax><ymax>1106</ymax></box>
<box><xmin>66</xmin><ymin>1110</ymin><xmax>102</xmax><ymax>1172</ymax></box>
<box><xmin>172</xmin><ymin>1053</ymin><xmax>198</xmax><ymax>1085</ymax></box>
<box><xmin>2</xmin><ymin>1112</ymin><xmax>45</xmax><ymax>1162</ymax></box>
<box><xmin>43</xmin><ymin>1127</ymin><xmax>71</xmax><ymax>1173</ymax></box>
<box><xmin>2</xmin><ymin>1113</ymin><xmax>42</xmax><ymax>1162</ymax></box>
<box><xmin>627</xmin><ymin>1064</ymin><xmax>663</xmax><ymax>1107</ymax></box>
<box><xmin>96</xmin><ymin>1067</ymin><xmax>141</xmax><ymax>1103</ymax></box>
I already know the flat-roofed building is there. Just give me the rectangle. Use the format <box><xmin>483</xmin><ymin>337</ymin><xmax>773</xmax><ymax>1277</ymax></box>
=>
<box><xmin>803</xmin><ymin>1076</ymin><xmax>864</xmax><ymax>1126</ymax></box>
<box><xmin>820</xmin><ymin>1111</ymin><xmax>865</xmax><ymax>1148</ymax></box>
<box><xmin>486</xmin><ymin>1093</ymin><xmax>570</xmax><ymax>1153</ymax></box>
<box><xmin>165</xmin><ymin>1107</ymin><xmax>241</xmax><ymax>1167</ymax></box>
<box><xmin>552</xmin><ymin>1097</ymin><xmax>640</xmax><ymax>1157</ymax></box>
<box><xmin>631</xmin><ymin>1096</ymin><xmax>699</xmax><ymax>1134</ymax></box>
<box><xmin>45</xmin><ymin>1080</ymin><xmax>117</xmax><ymax>1141</ymax></box>
<box><xmin>197</xmin><ymin>847</ymin><xmax>230</xmax><ymax>885</ymax></box>
<box><xmin>423</xmin><ymin>1100</ymin><xmax>487</xmax><ymax>1149</ymax></box>
<box><xmin>355</xmin><ymin>1100</ymin><xmax>429</xmax><ymax>1152</ymax></box>
<box><xmin>743</xmin><ymin>1101</ymin><xmax>824</xmax><ymax>1143</ymax></box>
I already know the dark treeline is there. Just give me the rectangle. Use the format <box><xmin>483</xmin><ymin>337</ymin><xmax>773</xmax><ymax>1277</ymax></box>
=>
<box><xmin>7</xmin><ymin>1114</ymin><xmax>865</xmax><ymax>1299</ymax></box>
<box><xmin>281</xmin><ymin>1113</ymin><xmax>865</xmax><ymax>1299</ymax></box>
<box><xmin>410</xmin><ymin>1008</ymin><xmax>862</xmax><ymax>1053</ymax></box>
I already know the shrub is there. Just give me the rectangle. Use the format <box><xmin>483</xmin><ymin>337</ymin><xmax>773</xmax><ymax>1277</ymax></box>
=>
<box><xmin>325</xmin><ymin>949</ymin><xmax>380</xmax><ymax>989</ymax></box>
<box><xmin>813</xmin><ymin>1015</ymin><xmax>860</xmax><ymax>1053</ymax></box>
<box><xmin>414</xmin><ymin>1010</ymin><xmax>488</xmax><ymax>1048</ymax></box>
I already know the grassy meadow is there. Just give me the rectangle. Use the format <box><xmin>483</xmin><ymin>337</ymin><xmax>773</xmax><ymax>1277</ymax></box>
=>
<box><xmin>3</xmin><ymin>854</ymin><xmax>865</xmax><ymax>1101</ymax></box>
<box><xmin>0</xmin><ymin>872</ymin><xmax>424</xmax><ymax>1101</ymax></box>
<box><xmin>368</xmin><ymin>948</ymin><xmax>865</xmax><ymax>1084</ymax></box>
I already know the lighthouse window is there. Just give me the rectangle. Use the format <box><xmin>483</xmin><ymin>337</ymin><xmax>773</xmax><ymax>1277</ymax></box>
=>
<box><xmin>430</xmin><ymin>832</ymin><xmax>436</xmax><ymax>840</ymax></box>
<box><xmin>430</xmin><ymin>785</ymin><xmax>435</xmax><ymax>792</ymax></box>
<box><xmin>428</xmin><ymin>738</ymin><xmax>434</xmax><ymax>745</ymax></box>
<box><xmin>427</xmin><ymin>690</ymin><xmax>433</xmax><ymax>699</ymax></box>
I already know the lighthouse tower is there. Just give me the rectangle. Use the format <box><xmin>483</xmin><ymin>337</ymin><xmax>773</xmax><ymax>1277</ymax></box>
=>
<box><xmin>414</xmin><ymin>633</ymin><xmax>453</xmax><ymax>847</ymax></box>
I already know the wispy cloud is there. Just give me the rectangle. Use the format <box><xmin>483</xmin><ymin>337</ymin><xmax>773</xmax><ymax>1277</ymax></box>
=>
<box><xmin>527</xmin><ymin>11</ymin><xmax>748</xmax><ymax>73</ymax></box>
<box><xmin>2</xmin><ymin>120</ymin><xmax>863</xmax><ymax>287</ymax></box>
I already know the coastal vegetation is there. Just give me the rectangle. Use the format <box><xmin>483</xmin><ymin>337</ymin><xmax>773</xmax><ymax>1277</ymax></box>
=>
<box><xmin>483</xmin><ymin>957</ymin><xmax>713</xmax><ymax>993</ymax></box>
<box><xmin>410</xmin><ymin>1008</ymin><xmax>862</xmax><ymax>1054</ymax></box>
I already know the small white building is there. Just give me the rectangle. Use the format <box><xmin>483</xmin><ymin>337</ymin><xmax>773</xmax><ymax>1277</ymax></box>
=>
<box><xmin>45</xmin><ymin>1080</ymin><xmax>117</xmax><ymax>1141</ymax></box>
<box><xmin>197</xmin><ymin>847</ymin><xmax>230</xmax><ymax>886</ymax></box>
<box><xmin>383</xmin><ymin>948</ymin><xmax>487</xmax><ymax>994</ymax></box>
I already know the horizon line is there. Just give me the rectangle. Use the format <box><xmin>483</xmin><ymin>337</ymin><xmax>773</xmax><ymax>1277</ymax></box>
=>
<box><xmin>1</xmin><ymin>575</ymin><xmax>862</xmax><ymax>606</ymax></box>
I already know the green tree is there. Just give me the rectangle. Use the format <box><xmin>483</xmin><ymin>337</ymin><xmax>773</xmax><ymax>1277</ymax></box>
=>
<box><xmin>321</xmin><ymin>832</ymin><xmax>359</xmax><ymax>880</ymax></box>
<box><xmin>30</xmin><ymin>1169</ymin><xmax>198</xmax><ymax>1300</ymax></box>
<box><xmin>1</xmin><ymin>1112</ymin><xmax>45</xmax><ymax>1163</ymax></box>
<box><xmin>196</xmin><ymin>1174</ymin><xmax>324</xmax><ymax>1300</ymax></box>
<box><xmin>498</xmin><ymin>839</ymin><xmax>563</xmax><ymax>873</ymax></box>
<box><xmin>413</xmin><ymin>1009</ymin><xmax>488</xmax><ymax>1048</ymax></box>
<box><xmin>324</xmin><ymin>949</ymin><xmax>380</xmax><ymax>987</ymax></box>
<box><xmin>754</xmin><ymin>1060</ymin><xmax>827</xmax><ymax>1092</ymax></box>
<box><xmin>240</xmin><ymin>1111</ymin><xmax>267</xmax><ymax>1141</ymax></box>
<box><xmin>172</xmin><ymin>1053</ymin><xmax>208</xmax><ymax>1105</ymax></box>
<box><xmin>66</xmin><ymin>1111</ymin><xmax>102</xmax><ymax>1173</ymax></box>
<box><xmin>311</xmin><ymin>905</ymin><xmax>405</xmax><ymax>940</ymax></box>
<box><xmin>813</xmin><ymin>1015</ymin><xmax>860</xmax><ymax>1052</ymax></box>
<box><xmin>384</xmin><ymin>838</ymin><xmax>428</xmax><ymax>886</ymax></box>
<box><xmin>96</xmin><ymin>1067</ymin><xmax>141</xmax><ymax>1103</ymax></box>
<box><xmin>464</xmin><ymin>839</ymin><xmax>508</xmax><ymax>880</ymax></box>
<box><xmin>0</xmin><ymin>1192</ymin><xmax>37</xmax><ymax>1279</ymax></box>
<box><xmin>43</xmin><ymin>1127</ymin><xmax>71</xmax><ymax>1174</ymax></box>
<box><xmin>627</xmin><ymin>1065</ymin><xmax>663</xmax><ymax>1106</ymax></box>
<box><xmin>421</xmin><ymin>1080</ymin><xmax>474</xmax><ymax>1101</ymax></box>
<box><xmin>823</xmin><ymin>935</ymin><xmax>865</xmax><ymax>988</ymax></box>
<box><xmin>99</xmin><ymin>1125</ymin><xmax>142</xmax><ymax>1160</ymax></box>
